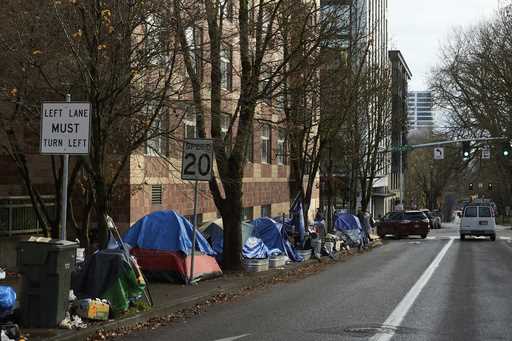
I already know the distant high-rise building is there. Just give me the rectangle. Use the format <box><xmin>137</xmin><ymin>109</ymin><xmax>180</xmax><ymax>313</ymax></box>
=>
<box><xmin>407</xmin><ymin>91</ymin><xmax>434</xmax><ymax>129</ymax></box>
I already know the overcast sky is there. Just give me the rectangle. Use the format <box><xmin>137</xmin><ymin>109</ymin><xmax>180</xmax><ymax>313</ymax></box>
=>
<box><xmin>389</xmin><ymin>0</ymin><xmax>499</xmax><ymax>91</ymax></box>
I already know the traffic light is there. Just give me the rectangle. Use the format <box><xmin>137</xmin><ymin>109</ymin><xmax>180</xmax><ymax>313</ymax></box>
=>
<box><xmin>462</xmin><ymin>141</ymin><xmax>471</xmax><ymax>159</ymax></box>
<box><xmin>469</xmin><ymin>183</ymin><xmax>474</xmax><ymax>191</ymax></box>
<box><xmin>501</xmin><ymin>141</ymin><xmax>511</xmax><ymax>157</ymax></box>
<box><xmin>488</xmin><ymin>183</ymin><xmax>493</xmax><ymax>191</ymax></box>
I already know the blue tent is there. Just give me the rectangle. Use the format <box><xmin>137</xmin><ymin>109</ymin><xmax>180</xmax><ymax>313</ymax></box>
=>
<box><xmin>123</xmin><ymin>210</ymin><xmax>215</xmax><ymax>256</ymax></box>
<box><xmin>334</xmin><ymin>213</ymin><xmax>364</xmax><ymax>246</ymax></box>
<box><xmin>251</xmin><ymin>217</ymin><xmax>303</xmax><ymax>262</ymax></box>
<box><xmin>199</xmin><ymin>219</ymin><xmax>255</xmax><ymax>261</ymax></box>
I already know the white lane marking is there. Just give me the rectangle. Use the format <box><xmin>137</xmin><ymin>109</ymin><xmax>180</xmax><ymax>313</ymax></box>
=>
<box><xmin>499</xmin><ymin>236</ymin><xmax>512</xmax><ymax>240</ymax></box>
<box><xmin>213</xmin><ymin>334</ymin><xmax>251</xmax><ymax>341</ymax></box>
<box><xmin>370</xmin><ymin>237</ymin><xmax>455</xmax><ymax>341</ymax></box>
<box><xmin>426</xmin><ymin>236</ymin><xmax>436</xmax><ymax>240</ymax></box>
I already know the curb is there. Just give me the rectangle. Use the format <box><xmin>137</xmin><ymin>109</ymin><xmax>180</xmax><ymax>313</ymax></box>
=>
<box><xmin>44</xmin><ymin>282</ymin><xmax>242</xmax><ymax>341</ymax></box>
<box><xmin>42</xmin><ymin>242</ymin><xmax>383</xmax><ymax>341</ymax></box>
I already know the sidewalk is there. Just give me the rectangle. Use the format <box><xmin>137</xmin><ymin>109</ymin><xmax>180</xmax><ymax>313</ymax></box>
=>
<box><xmin>24</xmin><ymin>240</ymin><xmax>382</xmax><ymax>341</ymax></box>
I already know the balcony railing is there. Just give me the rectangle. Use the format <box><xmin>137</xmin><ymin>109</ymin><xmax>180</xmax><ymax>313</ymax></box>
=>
<box><xmin>0</xmin><ymin>196</ymin><xmax>56</xmax><ymax>236</ymax></box>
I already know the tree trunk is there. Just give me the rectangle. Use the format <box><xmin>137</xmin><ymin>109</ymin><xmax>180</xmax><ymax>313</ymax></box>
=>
<box><xmin>219</xmin><ymin>173</ymin><xmax>243</xmax><ymax>270</ymax></box>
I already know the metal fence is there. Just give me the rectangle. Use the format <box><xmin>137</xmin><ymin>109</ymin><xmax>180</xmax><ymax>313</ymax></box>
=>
<box><xmin>0</xmin><ymin>196</ymin><xmax>56</xmax><ymax>236</ymax></box>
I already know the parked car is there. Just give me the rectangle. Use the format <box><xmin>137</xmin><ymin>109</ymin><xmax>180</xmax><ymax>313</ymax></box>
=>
<box><xmin>421</xmin><ymin>209</ymin><xmax>441</xmax><ymax>229</ymax></box>
<box><xmin>460</xmin><ymin>205</ymin><xmax>496</xmax><ymax>241</ymax></box>
<box><xmin>377</xmin><ymin>211</ymin><xmax>430</xmax><ymax>239</ymax></box>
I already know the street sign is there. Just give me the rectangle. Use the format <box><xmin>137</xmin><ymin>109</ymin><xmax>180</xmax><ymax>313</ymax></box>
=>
<box><xmin>181</xmin><ymin>139</ymin><xmax>213</xmax><ymax>284</ymax></box>
<box><xmin>434</xmin><ymin>147</ymin><xmax>444</xmax><ymax>160</ymax></box>
<box><xmin>181</xmin><ymin>139</ymin><xmax>214</xmax><ymax>181</ymax></box>
<box><xmin>40</xmin><ymin>102</ymin><xmax>91</xmax><ymax>154</ymax></box>
<box><xmin>482</xmin><ymin>147</ymin><xmax>491</xmax><ymax>160</ymax></box>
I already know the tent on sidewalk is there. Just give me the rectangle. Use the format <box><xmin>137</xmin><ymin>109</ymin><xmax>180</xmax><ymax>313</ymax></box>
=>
<box><xmin>251</xmin><ymin>217</ymin><xmax>303</xmax><ymax>262</ymax></box>
<box><xmin>199</xmin><ymin>219</ymin><xmax>254</xmax><ymax>262</ymax></box>
<box><xmin>333</xmin><ymin>212</ymin><xmax>364</xmax><ymax>247</ymax></box>
<box><xmin>123</xmin><ymin>210</ymin><xmax>222</xmax><ymax>283</ymax></box>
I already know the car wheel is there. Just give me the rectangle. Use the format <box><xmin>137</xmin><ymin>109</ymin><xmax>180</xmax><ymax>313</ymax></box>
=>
<box><xmin>460</xmin><ymin>234</ymin><xmax>465</xmax><ymax>241</ymax></box>
<box><xmin>490</xmin><ymin>234</ymin><xmax>496</xmax><ymax>241</ymax></box>
<box><xmin>421</xmin><ymin>234</ymin><xmax>427</xmax><ymax>239</ymax></box>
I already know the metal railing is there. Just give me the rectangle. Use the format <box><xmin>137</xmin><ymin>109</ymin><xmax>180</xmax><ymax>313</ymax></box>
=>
<box><xmin>0</xmin><ymin>196</ymin><xmax>56</xmax><ymax>236</ymax></box>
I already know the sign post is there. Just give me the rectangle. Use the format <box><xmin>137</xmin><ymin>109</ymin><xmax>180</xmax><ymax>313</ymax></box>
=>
<box><xmin>181</xmin><ymin>139</ymin><xmax>213</xmax><ymax>284</ymax></box>
<box><xmin>41</xmin><ymin>99</ymin><xmax>91</xmax><ymax>240</ymax></box>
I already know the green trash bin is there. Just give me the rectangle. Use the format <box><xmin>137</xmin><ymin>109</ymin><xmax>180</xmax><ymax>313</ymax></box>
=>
<box><xmin>17</xmin><ymin>238</ymin><xmax>77</xmax><ymax>328</ymax></box>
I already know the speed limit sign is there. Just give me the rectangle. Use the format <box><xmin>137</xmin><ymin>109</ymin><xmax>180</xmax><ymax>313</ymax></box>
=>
<box><xmin>181</xmin><ymin>139</ymin><xmax>213</xmax><ymax>181</ymax></box>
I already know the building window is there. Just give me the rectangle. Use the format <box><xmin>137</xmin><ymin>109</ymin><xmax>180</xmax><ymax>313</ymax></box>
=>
<box><xmin>241</xmin><ymin>207</ymin><xmax>254</xmax><ymax>221</ymax></box>
<box><xmin>184</xmin><ymin>113</ymin><xmax>197</xmax><ymax>139</ymax></box>
<box><xmin>259</xmin><ymin>67</ymin><xmax>272</xmax><ymax>105</ymax></box>
<box><xmin>245</xmin><ymin>131</ymin><xmax>253</xmax><ymax>162</ymax></box>
<box><xmin>277</xmin><ymin>128</ymin><xmax>286</xmax><ymax>165</ymax></box>
<box><xmin>261</xmin><ymin>204</ymin><xmax>271</xmax><ymax>218</ymax></box>
<box><xmin>220</xmin><ymin>44</ymin><xmax>233</xmax><ymax>91</ymax></box>
<box><xmin>145</xmin><ymin>14</ymin><xmax>168</xmax><ymax>66</ymax></box>
<box><xmin>184</xmin><ymin>26</ymin><xmax>202</xmax><ymax>78</ymax></box>
<box><xmin>151</xmin><ymin>184</ymin><xmax>163</xmax><ymax>205</ymax></box>
<box><xmin>145</xmin><ymin>109</ymin><xmax>164</xmax><ymax>156</ymax></box>
<box><xmin>261</xmin><ymin>124</ymin><xmax>271</xmax><ymax>164</ymax></box>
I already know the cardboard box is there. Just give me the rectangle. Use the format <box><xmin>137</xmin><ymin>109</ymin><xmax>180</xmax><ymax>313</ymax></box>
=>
<box><xmin>76</xmin><ymin>299</ymin><xmax>110</xmax><ymax>321</ymax></box>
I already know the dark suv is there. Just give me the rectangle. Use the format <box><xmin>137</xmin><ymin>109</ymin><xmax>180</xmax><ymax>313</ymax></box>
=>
<box><xmin>377</xmin><ymin>211</ymin><xmax>430</xmax><ymax>239</ymax></box>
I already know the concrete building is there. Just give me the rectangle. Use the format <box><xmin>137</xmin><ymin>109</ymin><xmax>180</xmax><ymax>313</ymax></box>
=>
<box><xmin>407</xmin><ymin>91</ymin><xmax>434</xmax><ymax>130</ymax></box>
<box><xmin>388</xmin><ymin>50</ymin><xmax>412</xmax><ymax>208</ymax></box>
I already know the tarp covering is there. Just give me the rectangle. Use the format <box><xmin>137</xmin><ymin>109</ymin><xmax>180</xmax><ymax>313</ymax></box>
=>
<box><xmin>242</xmin><ymin>237</ymin><xmax>269</xmax><ymax>259</ymax></box>
<box><xmin>334</xmin><ymin>213</ymin><xmax>363</xmax><ymax>246</ymax></box>
<box><xmin>0</xmin><ymin>286</ymin><xmax>16</xmax><ymax>317</ymax></box>
<box><xmin>123</xmin><ymin>210</ymin><xmax>215</xmax><ymax>256</ymax></box>
<box><xmin>251</xmin><ymin>217</ymin><xmax>303</xmax><ymax>262</ymax></box>
<box><xmin>72</xmin><ymin>249</ymin><xmax>145</xmax><ymax>316</ymax></box>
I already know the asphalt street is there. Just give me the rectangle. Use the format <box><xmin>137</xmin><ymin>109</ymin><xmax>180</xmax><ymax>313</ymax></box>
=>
<box><xmin>119</xmin><ymin>223</ymin><xmax>512</xmax><ymax>341</ymax></box>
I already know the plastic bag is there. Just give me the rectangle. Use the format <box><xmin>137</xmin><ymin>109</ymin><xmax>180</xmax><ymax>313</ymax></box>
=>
<box><xmin>0</xmin><ymin>287</ymin><xmax>15</xmax><ymax>314</ymax></box>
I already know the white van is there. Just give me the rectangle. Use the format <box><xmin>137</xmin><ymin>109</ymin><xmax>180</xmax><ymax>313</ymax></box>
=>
<box><xmin>460</xmin><ymin>205</ymin><xmax>496</xmax><ymax>241</ymax></box>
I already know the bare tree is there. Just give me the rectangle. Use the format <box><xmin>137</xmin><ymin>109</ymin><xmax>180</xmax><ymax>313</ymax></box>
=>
<box><xmin>0</xmin><ymin>0</ymin><xmax>185</xmax><ymax>247</ymax></box>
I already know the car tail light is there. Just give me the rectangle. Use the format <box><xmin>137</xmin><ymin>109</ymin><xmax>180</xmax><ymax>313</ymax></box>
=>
<box><xmin>422</xmin><ymin>219</ymin><xmax>429</xmax><ymax>223</ymax></box>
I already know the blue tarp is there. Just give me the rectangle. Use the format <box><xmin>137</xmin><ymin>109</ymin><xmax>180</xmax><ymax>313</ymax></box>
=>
<box><xmin>123</xmin><ymin>210</ymin><xmax>216</xmax><ymax>256</ymax></box>
<box><xmin>242</xmin><ymin>237</ymin><xmax>269</xmax><ymax>259</ymax></box>
<box><xmin>334</xmin><ymin>213</ymin><xmax>363</xmax><ymax>246</ymax></box>
<box><xmin>251</xmin><ymin>217</ymin><xmax>303</xmax><ymax>262</ymax></box>
<box><xmin>290</xmin><ymin>199</ymin><xmax>305</xmax><ymax>245</ymax></box>
<box><xmin>0</xmin><ymin>286</ymin><xmax>16</xmax><ymax>317</ymax></box>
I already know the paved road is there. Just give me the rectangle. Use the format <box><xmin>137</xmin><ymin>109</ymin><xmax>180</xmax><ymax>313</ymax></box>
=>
<box><xmin>120</xmin><ymin>224</ymin><xmax>512</xmax><ymax>341</ymax></box>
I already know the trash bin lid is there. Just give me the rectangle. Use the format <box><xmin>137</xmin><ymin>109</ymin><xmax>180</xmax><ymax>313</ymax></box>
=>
<box><xmin>20</xmin><ymin>237</ymin><xmax>78</xmax><ymax>249</ymax></box>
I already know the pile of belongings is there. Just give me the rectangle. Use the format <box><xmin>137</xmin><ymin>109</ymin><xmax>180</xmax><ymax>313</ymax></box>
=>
<box><xmin>123</xmin><ymin>210</ymin><xmax>222</xmax><ymax>283</ymax></box>
<box><xmin>72</xmin><ymin>249</ymin><xmax>145</xmax><ymax>317</ymax></box>
<box><xmin>0</xmin><ymin>286</ymin><xmax>19</xmax><ymax>341</ymax></box>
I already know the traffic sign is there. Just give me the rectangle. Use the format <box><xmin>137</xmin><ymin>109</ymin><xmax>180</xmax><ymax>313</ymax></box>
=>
<box><xmin>434</xmin><ymin>147</ymin><xmax>444</xmax><ymax>160</ymax></box>
<box><xmin>40</xmin><ymin>102</ymin><xmax>91</xmax><ymax>154</ymax></box>
<box><xmin>181</xmin><ymin>139</ymin><xmax>213</xmax><ymax>181</ymax></box>
<box><xmin>482</xmin><ymin>147</ymin><xmax>491</xmax><ymax>160</ymax></box>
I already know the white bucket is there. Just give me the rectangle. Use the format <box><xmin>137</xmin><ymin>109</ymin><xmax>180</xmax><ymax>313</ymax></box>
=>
<box><xmin>244</xmin><ymin>258</ymin><xmax>269</xmax><ymax>272</ymax></box>
<box><xmin>269</xmin><ymin>255</ymin><xmax>287</xmax><ymax>268</ymax></box>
